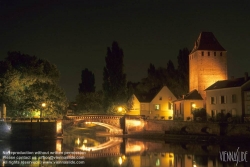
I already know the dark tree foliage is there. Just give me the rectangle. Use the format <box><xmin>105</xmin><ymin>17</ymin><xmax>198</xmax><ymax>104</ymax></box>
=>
<box><xmin>75</xmin><ymin>91</ymin><xmax>103</xmax><ymax>114</ymax></box>
<box><xmin>0</xmin><ymin>51</ymin><xmax>67</xmax><ymax>117</ymax></box>
<box><xmin>193</xmin><ymin>108</ymin><xmax>207</xmax><ymax>121</ymax></box>
<box><xmin>79</xmin><ymin>68</ymin><xmax>95</xmax><ymax>93</ymax></box>
<box><xmin>102</xmin><ymin>41</ymin><xmax>127</xmax><ymax>112</ymax></box>
<box><xmin>177</xmin><ymin>48</ymin><xmax>190</xmax><ymax>94</ymax></box>
<box><xmin>134</xmin><ymin>48</ymin><xmax>190</xmax><ymax>98</ymax></box>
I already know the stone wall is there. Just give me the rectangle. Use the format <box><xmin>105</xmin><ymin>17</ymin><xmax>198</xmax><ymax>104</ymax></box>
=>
<box><xmin>10</xmin><ymin>122</ymin><xmax>57</xmax><ymax>139</ymax></box>
<box><xmin>144</xmin><ymin>120</ymin><xmax>221</xmax><ymax>135</ymax></box>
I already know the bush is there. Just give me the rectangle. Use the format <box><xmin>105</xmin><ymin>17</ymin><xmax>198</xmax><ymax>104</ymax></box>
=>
<box><xmin>193</xmin><ymin>108</ymin><xmax>207</xmax><ymax>121</ymax></box>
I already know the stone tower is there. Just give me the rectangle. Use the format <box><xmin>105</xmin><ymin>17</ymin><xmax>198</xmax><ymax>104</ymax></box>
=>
<box><xmin>189</xmin><ymin>32</ymin><xmax>227</xmax><ymax>100</ymax></box>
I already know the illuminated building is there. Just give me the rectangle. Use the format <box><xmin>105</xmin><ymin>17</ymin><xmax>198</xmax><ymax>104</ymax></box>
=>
<box><xmin>189</xmin><ymin>32</ymin><xmax>228</xmax><ymax>101</ymax></box>
<box><xmin>205</xmin><ymin>73</ymin><xmax>250</xmax><ymax>119</ymax></box>
<box><xmin>173</xmin><ymin>89</ymin><xmax>203</xmax><ymax>121</ymax></box>
<box><xmin>128</xmin><ymin>86</ymin><xmax>176</xmax><ymax>119</ymax></box>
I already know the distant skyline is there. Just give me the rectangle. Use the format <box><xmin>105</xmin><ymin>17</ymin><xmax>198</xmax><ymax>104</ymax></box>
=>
<box><xmin>1</xmin><ymin>0</ymin><xmax>250</xmax><ymax>101</ymax></box>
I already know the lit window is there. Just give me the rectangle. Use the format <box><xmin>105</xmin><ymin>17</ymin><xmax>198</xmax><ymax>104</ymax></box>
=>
<box><xmin>232</xmin><ymin>94</ymin><xmax>237</xmax><ymax>103</ymax></box>
<box><xmin>155</xmin><ymin>104</ymin><xmax>160</xmax><ymax>110</ymax></box>
<box><xmin>168</xmin><ymin>102</ymin><xmax>171</xmax><ymax>110</ymax></box>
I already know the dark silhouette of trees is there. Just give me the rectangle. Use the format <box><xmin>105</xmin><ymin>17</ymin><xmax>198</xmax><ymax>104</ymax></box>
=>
<box><xmin>132</xmin><ymin>48</ymin><xmax>190</xmax><ymax>98</ymax></box>
<box><xmin>79</xmin><ymin>68</ymin><xmax>95</xmax><ymax>93</ymax></box>
<box><xmin>177</xmin><ymin>48</ymin><xmax>190</xmax><ymax>94</ymax></box>
<box><xmin>75</xmin><ymin>91</ymin><xmax>103</xmax><ymax>113</ymax></box>
<box><xmin>102</xmin><ymin>41</ymin><xmax>127</xmax><ymax>113</ymax></box>
<box><xmin>0</xmin><ymin>51</ymin><xmax>67</xmax><ymax>117</ymax></box>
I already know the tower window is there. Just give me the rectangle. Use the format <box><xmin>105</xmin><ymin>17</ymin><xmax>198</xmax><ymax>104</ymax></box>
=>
<box><xmin>220</xmin><ymin>52</ymin><xmax>222</xmax><ymax>56</ymax></box>
<box><xmin>214</xmin><ymin>52</ymin><xmax>216</xmax><ymax>56</ymax></box>
<box><xmin>201</xmin><ymin>51</ymin><xmax>204</xmax><ymax>56</ymax></box>
<box><xmin>208</xmin><ymin>52</ymin><xmax>210</xmax><ymax>56</ymax></box>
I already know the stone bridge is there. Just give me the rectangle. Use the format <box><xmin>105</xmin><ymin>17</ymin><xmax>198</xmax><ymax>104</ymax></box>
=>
<box><xmin>64</xmin><ymin>115</ymin><xmax>145</xmax><ymax>135</ymax></box>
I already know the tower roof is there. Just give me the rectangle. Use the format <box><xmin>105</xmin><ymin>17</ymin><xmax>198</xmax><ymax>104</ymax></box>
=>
<box><xmin>191</xmin><ymin>32</ymin><xmax>226</xmax><ymax>53</ymax></box>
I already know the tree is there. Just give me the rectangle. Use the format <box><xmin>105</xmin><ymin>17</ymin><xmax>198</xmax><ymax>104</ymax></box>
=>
<box><xmin>79</xmin><ymin>68</ymin><xmax>95</xmax><ymax>93</ymax></box>
<box><xmin>102</xmin><ymin>41</ymin><xmax>127</xmax><ymax>113</ymax></box>
<box><xmin>75</xmin><ymin>91</ymin><xmax>103</xmax><ymax>113</ymax></box>
<box><xmin>177</xmin><ymin>48</ymin><xmax>190</xmax><ymax>94</ymax></box>
<box><xmin>133</xmin><ymin>48</ymin><xmax>190</xmax><ymax>98</ymax></box>
<box><xmin>0</xmin><ymin>52</ymin><xmax>67</xmax><ymax>117</ymax></box>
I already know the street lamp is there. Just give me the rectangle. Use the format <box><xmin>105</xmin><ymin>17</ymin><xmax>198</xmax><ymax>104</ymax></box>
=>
<box><xmin>41</xmin><ymin>103</ymin><xmax>46</xmax><ymax>118</ymax></box>
<box><xmin>118</xmin><ymin>107</ymin><xmax>123</xmax><ymax>112</ymax></box>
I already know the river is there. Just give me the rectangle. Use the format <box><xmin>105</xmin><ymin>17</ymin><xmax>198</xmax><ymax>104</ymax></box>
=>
<box><xmin>0</xmin><ymin>126</ymin><xmax>249</xmax><ymax>167</ymax></box>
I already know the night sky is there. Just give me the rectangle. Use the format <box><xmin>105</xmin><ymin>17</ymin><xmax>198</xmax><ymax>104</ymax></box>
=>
<box><xmin>1</xmin><ymin>0</ymin><xmax>250</xmax><ymax>101</ymax></box>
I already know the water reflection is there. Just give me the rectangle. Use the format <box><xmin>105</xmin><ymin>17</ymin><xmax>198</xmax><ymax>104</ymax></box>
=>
<box><xmin>0</xmin><ymin>133</ymin><xmax>250</xmax><ymax>166</ymax></box>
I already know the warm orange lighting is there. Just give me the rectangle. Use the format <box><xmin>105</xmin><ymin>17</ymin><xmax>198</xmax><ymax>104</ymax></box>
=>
<box><xmin>77</xmin><ymin>138</ymin><xmax>80</xmax><ymax>145</ymax></box>
<box><xmin>118</xmin><ymin>157</ymin><xmax>122</xmax><ymax>165</ymax></box>
<box><xmin>118</xmin><ymin>107</ymin><xmax>123</xmax><ymax>112</ymax></box>
<box><xmin>57</xmin><ymin>120</ymin><xmax>62</xmax><ymax>134</ymax></box>
<box><xmin>56</xmin><ymin>140</ymin><xmax>62</xmax><ymax>152</ymax></box>
<box><xmin>192</xmin><ymin>103</ymin><xmax>196</xmax><ymax>108</ymax></box>
<box><xmin>42</xmin><ymin>103</ymin><xmax>46</xmax><ymax>107</ymax></box>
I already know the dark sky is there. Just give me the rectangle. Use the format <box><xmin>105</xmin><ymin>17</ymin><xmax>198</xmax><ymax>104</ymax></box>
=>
<box><xmin>1</xmin><ymin>0</ymin><xmax>250</xmax><ymax>101</ymax></box>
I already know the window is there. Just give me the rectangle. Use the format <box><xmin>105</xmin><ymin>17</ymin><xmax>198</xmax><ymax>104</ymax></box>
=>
<box><xmin>232</xmin><ymin>94</ymin><xmax>237</xmax><ymax>103</ymax></box>
<box><xmin>211</xmin><ymin>110</ymin><xmax>216</xmax><ymax>117</ymax></box>
<box><xmin>214</xmin><ymin>52</ymin><xmax>216</xmax><ymax>56</ymax></box>
<box><xmin>211</xmin><ymin>97</ymin><xmax>216</xmax><ymax>104</ymax></box>
<box><xmin>208</xmin><ymin>52</ymin><xmax>210</xmax><ymax>56</ymax></box>
<box><xmin>246</xmin><ymin>92</ymin><xmax>250</xmax><ymax>101</ymax></box>
<box><xmin>159</xmin><ymin>96</ymin><xmax>162</xmax><ymax>100</ymax></box>
<box><xmin>155</xmin><ymin>104</ymin><xmax>160</xmax><ymax>110</ymax></box>
<box><xmin>202</xmin><ymin>51</ymin><xmax>204</xmax><ymax>56</ymax></box>
<box><xmin>220</xmin><ymin>52</ymin><xmax>222</xmax><ymax>56</ymax></box>
<box><xmin>141</xmin><ymin>104</ymin><xmax>145</xmax><ymax>110</ymax></box>
<box><xmin>220</xmin><ymin>96</ymin><xmax>226</xmax><ymax>104</ymax></box>
<box><xmin>246</xmin><ymin>105</ymin><xmax>250</xmax><ymax>115</ymax></box>
<box><xmin>168</xmin><ymin>102</ymin><xmax>172</xmax><ymax>110</ymax></box>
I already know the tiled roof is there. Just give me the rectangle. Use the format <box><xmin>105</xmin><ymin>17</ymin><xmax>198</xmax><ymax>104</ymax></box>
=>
<box><xmin>205</xmin><ymin>77</ymin><xmax>250</xmax><ymax>90</ymax></box>
<box><xmin>183</xmin><ymin>89</ymin><xmax>203</xmax><ymax>100</ymax></box>
<box><xmin>191</xmin><ymin>32</ymin><xmax>226</xmax><ymax>53</ymax></box>
<box><xmin>174</xmin><ymin>89</ymin><xmax>203</xmax><ymax>101</ymax></box>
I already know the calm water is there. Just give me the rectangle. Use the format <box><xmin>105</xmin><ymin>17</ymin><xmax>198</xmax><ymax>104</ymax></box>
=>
<box><xmin>1</xmin><ymin>128</ymin><xmax>250</xmax><ymax>167</ymax></box>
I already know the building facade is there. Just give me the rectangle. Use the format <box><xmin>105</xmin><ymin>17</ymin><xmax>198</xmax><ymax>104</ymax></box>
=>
<box><xmin>189</xmin><ymin>32</ymin><xmax>228</xmax><ymax>100</ymax></box>
<box><xmin>205</xmin><ymin>73</ymin><xmax>250</xmax><ymax>119</ymax></box>
<box><xmin>128</xmin><ymin>86</ymin><xmax>177</xmax><ymax>119</ymax></box>
<box><xmin>173</xmin><ymin>90</ymin><xmax>203</xmax><ymax>121</ymax></box>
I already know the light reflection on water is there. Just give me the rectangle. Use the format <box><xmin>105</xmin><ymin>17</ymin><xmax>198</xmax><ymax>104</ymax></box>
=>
<box><xmin>1</xmin><ymin>134</ymin><xmax>250</xmax><ymax>166</ymax></box>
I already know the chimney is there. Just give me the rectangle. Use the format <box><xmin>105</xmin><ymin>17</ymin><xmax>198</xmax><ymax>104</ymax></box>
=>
<box><xmin>245</xmin><ymin>72</ymin><xmax>248</xmax><ymax>81</ymax></box>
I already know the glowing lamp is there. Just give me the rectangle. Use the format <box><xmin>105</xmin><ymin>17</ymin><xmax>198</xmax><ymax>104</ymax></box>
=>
<box><xmin>192</xmin><ymin>103</ymin><xmax>196</xmax><ymax>108</ymax></box>
<box><xmin>42</xmin><ymin>103</ymin><xmax>46</xmax><ymax>107</ymax></box>
<box><xmin>118</xmin><ymin>107</ymin><xmax>123</xmax><ymax>112</ymax></box>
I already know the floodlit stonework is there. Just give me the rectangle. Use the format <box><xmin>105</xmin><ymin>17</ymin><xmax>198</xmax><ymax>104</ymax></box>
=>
<box><xmin>189</xmin><ymin>32</ymin><xmax>228</xmax><ymax>100</ymax></box>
